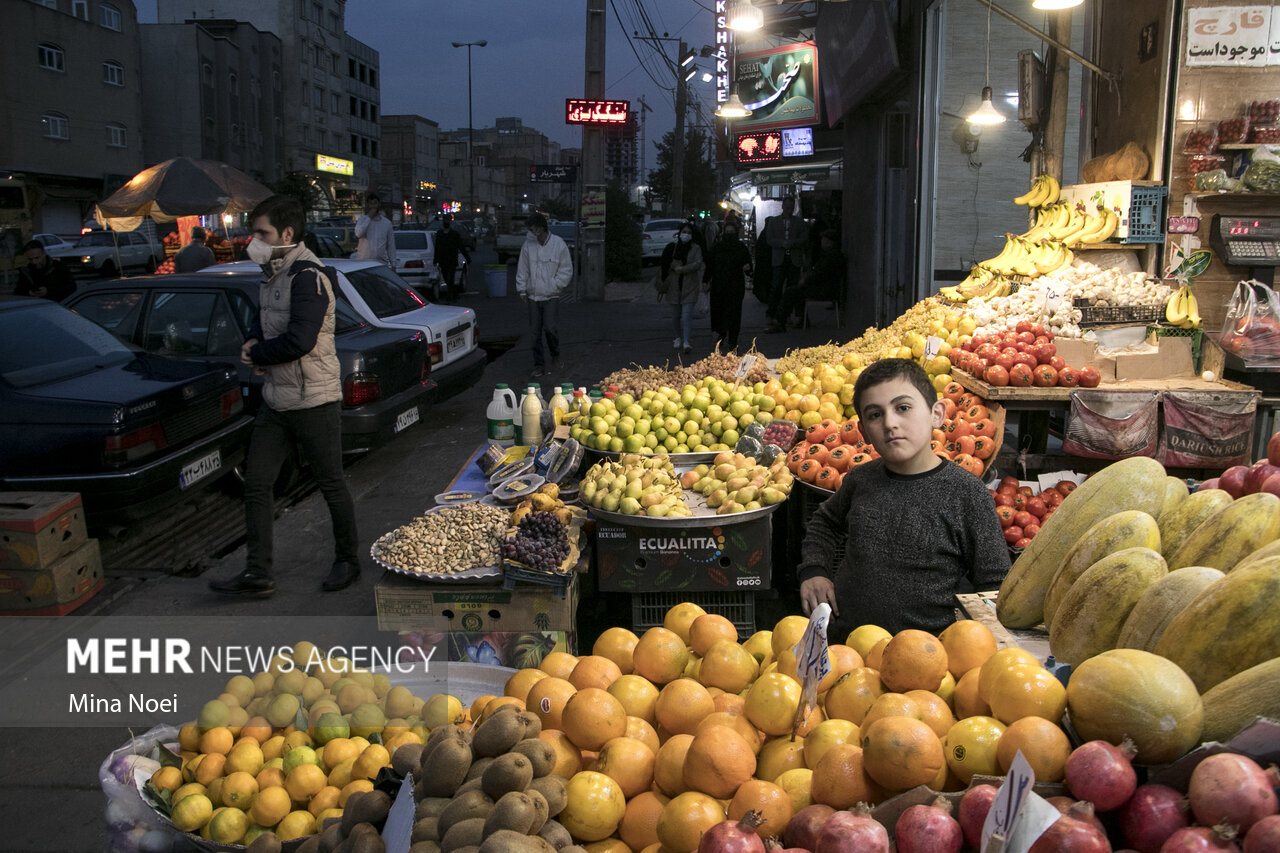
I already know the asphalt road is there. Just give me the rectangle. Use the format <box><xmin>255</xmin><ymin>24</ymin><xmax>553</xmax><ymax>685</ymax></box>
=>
<box><xmin>0</xmin><ymin>245</ymin><xmax>848</xmax><ymax>852</ymax></box>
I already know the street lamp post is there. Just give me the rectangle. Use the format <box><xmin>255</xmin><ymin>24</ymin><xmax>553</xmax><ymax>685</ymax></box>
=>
<box><xmin>451</xmin><ymin>40</ymin><xmax>486</xmax><ymax>219</ymax></box>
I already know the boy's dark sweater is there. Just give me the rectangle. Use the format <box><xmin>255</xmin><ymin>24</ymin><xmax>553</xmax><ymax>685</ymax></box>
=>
<box><xmin>796</xmin><ymin>458</ymin><xmax>1010</xmax><ymax>637</ymax></box>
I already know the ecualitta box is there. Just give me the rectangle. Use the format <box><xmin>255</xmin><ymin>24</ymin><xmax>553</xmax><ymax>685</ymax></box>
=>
<box><xmin>595</xmin><ymin>516</ymin><xmax>772</xmax><ymax>592</ymax></box>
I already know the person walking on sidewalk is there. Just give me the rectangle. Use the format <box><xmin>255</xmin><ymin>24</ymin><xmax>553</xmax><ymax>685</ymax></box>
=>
<box><xmin>516</xmin><ymin>212</ymin><xmax>572</xmax><ymax>377</ymax></box>
<box><xmin>704</xmin><ymin>220</ymin><xmax>752</xmax><ymax>352</ymax></box>
<box><xmin>354</xmin><ymin>192</ymin><xmax>396</xmax><ymax>268</ymax></box>
<box><xmin>762</xmin><ymin>195</ymin><xmax>808</xmax><ymax>321</ymax></box>
<box><xmin>662</xmin><ymin>222</ymin><xmax>705</xmax><ymax>355</ymax></box>
<box><xmin>434</xmin><ymin>214</ymin><xmax>470</xmax><ymax>302</ymax></box>
<box><xmin>209</xmin><ymin>195</ymin><xmax>360</xmax><ymax>598</ymax></box>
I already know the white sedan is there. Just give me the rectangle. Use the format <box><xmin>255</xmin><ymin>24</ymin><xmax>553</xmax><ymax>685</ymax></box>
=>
<box><xmin>30</xmin><ymin>233</ymin><xmax>74</xmax><ymax>252</ymax></box>
<box><xmin>201</xmin><ymin>259</ymin><xmax>486</xmax><ymax>401</ymax></box>
<box><xmin>389</xmin><ymin>230</ymin><xmax>442</xmax><ymax>294</ymax></box>
<box><xmin>640</xmin><ymin>218</ymin><xmax>687</xmax><ymax>263</ymax></box>
<box><xmin>47</xmin><ymin>230</ymin><xmax>161</xmax><ymax>276</ymax></box>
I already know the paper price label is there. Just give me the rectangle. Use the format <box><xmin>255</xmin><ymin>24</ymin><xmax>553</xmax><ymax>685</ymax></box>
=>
<box><xmin>982</xmin><ymin>750</ymin><xmax>1035</xmax><ymax>852</ymax></box>
<box><xmin>925</xmin><ymin>336</ymin><xmax>944</xmax><ymax>361</ymax></box>
<box><xmin>1043</xmin><ymin>285</ymin><xmax>1064</xmax><ymax>314</ymax></box>
<box><xmin>734</xmin><ymin>355</ymin><xmax>754</xmax><ymax>382</ymax></box>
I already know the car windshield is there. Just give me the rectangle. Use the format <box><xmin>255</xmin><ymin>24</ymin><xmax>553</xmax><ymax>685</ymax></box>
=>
<box><xmin>395</xmin><ymin>233</ymin><xmax>429</xmax><ymax>250</ymax></box>
<box><xmin>344</xmin><ymin>267</ymin><xmax>425</xmax><ymax>318</ymax></box>
<box><xmin>645</xmin><ymin>220</ymin><xmax>684</xmax><ymax>234</ymax></box>
<box><xmin>76</xmin><ymin>232</ymin><xmax>118</xmax><ymax>247</ymax></box>
<box><xmin>0</xmin><ymin>302</ymin><xmax>135</xmax><ymax>388</ymax></box>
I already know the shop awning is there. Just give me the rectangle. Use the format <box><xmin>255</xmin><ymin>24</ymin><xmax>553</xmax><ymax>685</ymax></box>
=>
<box><xmin>749</xmin><ymin>159</ymin><xmax>842</xmax><ymax>186</ymax></box>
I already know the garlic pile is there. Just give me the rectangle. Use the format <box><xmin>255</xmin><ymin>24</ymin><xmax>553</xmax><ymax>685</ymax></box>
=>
<box><xmin>966</xmin><ymin>261</ymin><xmax>1173</xmax><ymax>339</ymax></box>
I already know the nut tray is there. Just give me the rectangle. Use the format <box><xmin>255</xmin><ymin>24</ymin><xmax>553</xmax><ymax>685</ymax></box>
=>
<box><xmin>369</xmin><ymin>539</ymin><xmax>502</xmax><ymax>583</ymax></box>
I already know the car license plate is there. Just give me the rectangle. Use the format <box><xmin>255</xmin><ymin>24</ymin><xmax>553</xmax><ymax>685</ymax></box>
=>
<box><xmin>447</xmin><ymin>333</ymin><xmax>465</xmax><ymax>353</ymax></box>
<box><xmin>394</xmin><ymin>406</ymin><xmax>420</xmax><ymax>433</ymax></box>
<box><xmin>179</xmin><ymin>450</ymin><xmax>221</xmax><ymax>489</ymax></box>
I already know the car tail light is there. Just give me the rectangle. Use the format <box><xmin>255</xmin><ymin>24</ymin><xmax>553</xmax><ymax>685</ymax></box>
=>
<box><xmin>343</xmin><ymin>372</ymin><xmax>381</xmax><ymax>406</ymax></box>
<box><xmin>427</xmin><ymin>342</ymin><xmax>443</xmax><ymax>364</ymax></box>
<box><xmin>219</xmin><ymin>388</ymin><xmax>243</xmax><ymax>419</ymax></box>
<box><xmin>104</xmin><ymin>423</ymin><xmax>166</xmax><ymax>466</ymax></box>
<box><xmin>472</xmin><ymin>319</ymin><xmax>479</xmax><ymax>347</ymax></box>
<box><xmin>405</xmin><ymin>259</ymin><xmax>425</xmax><ymax>268</ymax></box>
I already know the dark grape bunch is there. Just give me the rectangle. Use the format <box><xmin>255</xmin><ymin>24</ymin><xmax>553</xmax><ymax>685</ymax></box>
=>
<box><xmin>504</xmin><ymin>511</ymin><xmax>570</xmax><ymax>571</ymax></box>
<box><xmin>761</xmin><ymin>421</ymin><xmax>798</xmax><ymax>449</ymax></box>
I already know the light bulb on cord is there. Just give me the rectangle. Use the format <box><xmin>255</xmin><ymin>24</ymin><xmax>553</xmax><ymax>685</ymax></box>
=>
<box><xmin>716</xmin><ymin>92</ymin><xmax>752</xmax><ymax>118</ymax></box>
<box><xmin>727</xmin><ymin>0</ymin><xmax>763</xmax><ymax>31</ymax></box>
<box><xmin>965</xmin><ymin>1</ymin><xmax>1005</xmax><ymax>126</ymax></box>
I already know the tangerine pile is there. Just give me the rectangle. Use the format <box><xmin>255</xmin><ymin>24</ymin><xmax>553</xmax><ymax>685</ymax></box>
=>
<box><xmin>469</xmin><ymin>603</ymin><xmax>1074</xmax><ymax>853</ymax></box>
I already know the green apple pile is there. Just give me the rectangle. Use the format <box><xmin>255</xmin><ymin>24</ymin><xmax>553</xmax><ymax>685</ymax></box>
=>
<box><xmin>680</xmin><ymin>450</ymin><xmax>795</xmax><ymax>515</ymax></box>
<box><xmin>568</xmin><ymin>378</ymin><xmax>778</xmax><ymax>454</ymax></box>
<box><xmin>580</xmin><ymin>454</ymin><xmax>694</xmax><ymax>518</ymax></box>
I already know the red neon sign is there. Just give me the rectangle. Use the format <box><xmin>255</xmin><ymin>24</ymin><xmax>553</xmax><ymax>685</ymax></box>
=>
<box><xmin>565</xmin><ymin>99</ymin><xmax>630</xmax><ymax>125</ymax></box>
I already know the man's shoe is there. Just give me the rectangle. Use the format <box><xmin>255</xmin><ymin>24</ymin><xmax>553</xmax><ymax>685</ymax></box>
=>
<box><xmin>673</xmin><ymin>337</ymin><xmax>683</xmax><ymax>350</ymax></box>
<box><xmin>682</xmin><ymin>343</ymin><xmax>693</xmax><ymax>355</ymax></box>
<box><xmin>531</xmin><ymin>366</ymin><xmax>546</xmax><ymax>378</ymax></box>
<box><xmin>209</xmin><ymin>570</ymin><xmax>275</xmax><ymax>597</ymax></box>
<box><xmin>323</xmin><ymin>561</ymin><xmax>361</xmax><ymax>592</ymax></box>
<box><xmin>553</xmin><ymin>357</ymin><xmax>565</xmax><ymax>371</ymax></box>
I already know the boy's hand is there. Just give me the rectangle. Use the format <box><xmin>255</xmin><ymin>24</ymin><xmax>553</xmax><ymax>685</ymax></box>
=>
<box><xmin>800</xmin><ymin>577</ymin><xmax>838</xmax><ymax>617</ymax></box>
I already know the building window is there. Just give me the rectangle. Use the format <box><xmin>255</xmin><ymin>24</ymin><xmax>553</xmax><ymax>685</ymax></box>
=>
<box><xmin>328</xmin><ymin>11</ymin><xmax>339</xmax><ymax>34</ymax></box>
<box><xmin>349</xmin><ymin>96</ymin><xmax>357</xmax><ymax>116</ymax></box>
<box><xmin>370</xmin><ymin>105</ymin><xmax>377</xmax><ymax>122</ymax></box>
<box><xmin>72</xmin><ymin>0</ymin><xmax>88</xmax><ymax>19</ymax></box>
<box><xmin>371</xmin><ymin>140</ymin><xmax>378</xmax><ymax>158</ymax></box>
<box><xmin>331</xmin><ymin>93</ymin><xmax>339</xmax><ymax>113</ymax></box>
<box><xmin>351</xmin><ymin>134</ymin><xmax>358</xmax><ymax>153</ymax></box>
<box><xmin>369</xmin><ymin>69</ymin><xmax>377</xmax><ymax>88</ymax></box>
<box><xmin>99</xmin><ymin>3</ymin><xmax>121</xmax><ymax>30</ymax></box>
<box><xmin>202</xmin><ymin>62</ymin><xmax>213</xmax><ymax>86</ymax></box>
<box><xmin>313</xmin><ymin>87</ymin><xmax>323</xmax><ymax>109</ymax></box>
<box><xmin>42</xmin><ymin>113</ymin><xmax>69</xmax><ymax>139</ymax></box>
<box><xmin>38</xmin><ymin>43</ymin><xmax>65</xmax><ymax>72</ymax></box>
<box><xmin>106</xmin><ymin>123</ymin><xmax>126</xmax><ymax>147</ymax></box>
<box><xmin>359</xmin><ymin>101</ymin><xmax>367</xmax><ymax>120</ymax></box>
<box><xmin>103</xmin><ymin>60</ymin><xmax>123</xmax><ymax>85</ymax></box>
<box><xmin>312</xmin><ymin>3</ymin><xmax>321</xmax><ymax>23</ymax></box>
<box><xmin>359</xmin><ymin>63</ymin><xmax>366</xmax><ymax>83</ymax></box>
<box><xmin>348</xmin><ymin>58</ymin><xmax>356</xmax><ymax>77</ymax></box>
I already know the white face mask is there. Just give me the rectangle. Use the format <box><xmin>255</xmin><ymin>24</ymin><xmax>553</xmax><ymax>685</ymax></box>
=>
<box><xmin>247</xmin><ymin>237</ymin><xmax>294</xmax><ymax>265</ymax></box>
<box><xmin>679</xmin><ymin>233</ymin><xmax>693</xmax><ymax>243</ymax></box>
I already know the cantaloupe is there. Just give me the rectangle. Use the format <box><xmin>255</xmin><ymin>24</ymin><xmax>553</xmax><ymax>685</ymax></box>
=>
<box><xmin>1048</xmin><ymin>547</ymin><xmax>1167</xmax><ymax>665</ymax></box>
<box><xmin>1168</xmin><ymin>492</ymin><xmax>1280</xmax><ymax>572</ymax></box>
<box><xmin>1043</xmin><ymin>511</ymin><xmax>1160</xmax><ymax>631</ymax></box>
<box><xmin>1116</xmin><ymin>566</ymin><xmax>1225</xmax><ymax>652</ymax></box>
<box><xmin>1199</xmin><ymin>657</ymin><xmax>1280</xmax><ymax>743</ymax></box>
<box><xmin>1159</xmin><ymin>489</ymin><xmax>1233</xmax><ymax>562</ymax></box>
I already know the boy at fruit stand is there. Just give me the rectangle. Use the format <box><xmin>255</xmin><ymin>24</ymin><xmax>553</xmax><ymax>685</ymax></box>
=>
<box><xmin>797</xmin><ymin>359</ymin><xmax>1010</xmax><ymax>637</ymax></box>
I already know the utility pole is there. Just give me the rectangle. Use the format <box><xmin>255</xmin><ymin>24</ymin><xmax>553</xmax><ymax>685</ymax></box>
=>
<box><xmin>582</xmin><ymin>0</ymin><xmax>607</xmax><ymax>301</ymax></box>
<box><xmin>671</xmin><ymin>40</ymin><xmax>688</xmax><ymax>218</ymax></box>
<box><xmin>637</xmin><ymin>95</ymin><xmax>652</xmax><ymax>206</ymax></box>
<box><xmin>451</xmin><ymin>40</ymin><xmax>487</xmax><ymax>218</ymax></box>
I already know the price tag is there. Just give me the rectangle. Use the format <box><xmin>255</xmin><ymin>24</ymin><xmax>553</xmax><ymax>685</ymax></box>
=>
<box><xmin>1043</xmin><ymin>285</ymin><xmax>1064</xmax><ymax>314</ymax></box>
<box><xmin>982</xmin><ymin>750</ymin><xmax>1035</xmax><ymax>852</ymax></box>
<box><xmin>924</xmin><ymin>335</ymin><xmax>944</xmax><ymax>361</ymax></box>
<box><xmin>791</xmin><ymin>604</ymin><xmax>831</xmax><ymax>726</ymax></box>
<box><xmin>734</xmin><ymin>355</ymin><xmax>754</xmax><ymax>383</ymax></box>
<box><xmin>1004</xmin><ymin>791</ymin><xmax>1067</xmax><ymax>853</ymax></box>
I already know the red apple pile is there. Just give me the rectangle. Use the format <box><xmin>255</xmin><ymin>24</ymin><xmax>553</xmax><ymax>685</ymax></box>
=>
<box><xmin>1203</xmin><ymin>430</ymin><xmax>1280</xmax><ymax>498</ymax></box>
<box><xmin>952</xmin><ymin>321</ymin><xmax>1102</xmax><ymax>389</ymax></box>
<box><xmin>154</xmin><ymin>257</ymin><xmax>176</xmax><ymax>275</ymax></box>
<box><xmin>990</xmin><ymin>475</ymin><xmax>1077</xmax><ymax>549</ymax></box>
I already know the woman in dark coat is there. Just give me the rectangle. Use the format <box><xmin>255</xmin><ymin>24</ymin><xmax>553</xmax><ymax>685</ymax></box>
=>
<box><xmin>704</xmin><ymin>220</ymin><xmax>753</xmax><ymax>352</ymax></box>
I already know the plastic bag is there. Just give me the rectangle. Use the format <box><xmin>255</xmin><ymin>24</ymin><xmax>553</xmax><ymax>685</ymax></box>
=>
<box><xmin>1219</xmin><ymin>280</ymin><xmax>1280</xmax><ymax>365</ymax></box>
<box><xmin>1062</xmin><ymin>390</ymin><xmax>1159</xmax><ymax>459</ymax></box>
<box><xmin>99</xmin><ymin>724</ymin><xmax>212</xmax><ymax>852</ymax></box>
<box><xmin>694</xmin><ymin>290</ymin><xmax>710</xmax><ymax>319</ymax></box>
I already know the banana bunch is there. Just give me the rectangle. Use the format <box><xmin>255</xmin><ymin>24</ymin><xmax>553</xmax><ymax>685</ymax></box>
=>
<box><xmin>1165</xmin><ymin>285</ymin><xmax>1202</xmax><ymax>329</ymax></box>
<box><xmin>1023</xmin><ymin>202</ymin><xmax>1118</xmax><ymax>246</ymax></box>
<box><xmin>980</xmin><ymin>234</ymin><xmax>1074</xmax><ymax>279</ymax></box>
<box><xmin>939</xmin><ymin>266</ymin><xmax>1011</xmax><ymax>303</ymax></box>
<box><xmin>1013</xmin><ymin>174</ymin><xmax>1061</xmax><ymax>207</ymax></box>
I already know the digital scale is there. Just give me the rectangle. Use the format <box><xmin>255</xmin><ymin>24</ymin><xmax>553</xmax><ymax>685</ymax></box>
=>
<box><xmin>1209</xmin><ymin>214</ymin><xmax>1280</xmax><ymax>285</ymax></box>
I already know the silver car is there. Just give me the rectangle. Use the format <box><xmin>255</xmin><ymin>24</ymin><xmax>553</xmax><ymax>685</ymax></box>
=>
<box><xmin>390</xmin><ymin>230</ymin><xmax>442</xmax><ymax>290</ymax></box>
<box><xmin>48</xmin><ymin>230</ymin><xmax>162</xmax><ymax>277</ymax></box>
<box><xmin>640</xmin><ymin>218</ymin><xmax>687</xmax><ymax>263</ymax></box>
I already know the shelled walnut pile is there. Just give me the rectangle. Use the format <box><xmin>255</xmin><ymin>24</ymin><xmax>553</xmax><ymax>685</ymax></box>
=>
<box><xmin>373</xmin><ymin>503</ymin><xmax>510</xmax><ymax>575</ymax></box>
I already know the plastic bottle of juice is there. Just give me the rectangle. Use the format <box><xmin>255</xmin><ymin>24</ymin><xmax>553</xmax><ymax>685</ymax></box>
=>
<box><xmin>549</xmin><ymin>386</ymin><xmax>569</xmax><ymax>424</ymax></box>
<box><xmin>521</xmin><ymin>386</ymin><xmax>544</xmax><ymax>447</ymax></box>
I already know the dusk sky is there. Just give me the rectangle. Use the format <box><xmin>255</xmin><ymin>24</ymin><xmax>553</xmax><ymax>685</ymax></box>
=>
<box><xmin>136</xmin><ymin>0</ymin><xmax>726</xmax><ymax>162</ymax></box>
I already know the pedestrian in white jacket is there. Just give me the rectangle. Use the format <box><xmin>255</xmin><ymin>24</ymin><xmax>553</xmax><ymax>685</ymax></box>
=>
<box><xmin>515</xmin><ymin>212</ymin><xmax>573</xmax><ymax>376</ymax></box>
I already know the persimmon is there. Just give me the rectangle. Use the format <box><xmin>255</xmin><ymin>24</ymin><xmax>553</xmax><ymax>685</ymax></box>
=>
<box><xmin>943</xmin><ymin>381</ymin><xmax>965</xmax><ymax>401</ymax></box>
<box><xmin>797</xmin><ymin>459</ymin><xmax>822</xmax><ymax>483</ymax></box>
<box><xmin>840</xmin><ymin>421</ymin><xmax>863</xmax><ymax>444</ymax></box>
<box><xmin>956</xmin><ymin>435</ymin><xmax>977</xmax><ymax>456</ymax></box>
<box><xmin>963</xmin><ymin>404</ymin><xmax>990</xmax><ymax>422</ymax></box>
<box><xmin>972</xmin><ymin>418</ymin><xmax>997</xmax><ymax>439</ymax></box>
<box><xmin>804</xmin><ymin>443</ymin><xmax>830</xmax><ymax>467</ymax></box>
<box><xmin>815</xmin><ymin>466</ymin><xmax>842</xmax><ymax>491</ymax></box>
<box><xmin>822</xmin><ymin>431</ymin><xmax>844</xmax><ymax>450</ymax></box>
<box><xmin>972</xmin><ymin>436</ymin><xmax>996</xmax><ymax>459</ymax></box>
<box><xmin>826</xmin><ymin>446</ymin><xmax>853</xmax><ymax>472</ymax></box>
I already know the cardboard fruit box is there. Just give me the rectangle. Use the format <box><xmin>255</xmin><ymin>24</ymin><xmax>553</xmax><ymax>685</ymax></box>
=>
<box><xmin>0</xmin><ymin>538</ymin><xmax>105</xmax><ymax>616</ymax></box>
<box><xmin>0</xmin><ymin>491</ymin><xmax>88</xmax><ymax>570</ymax></box>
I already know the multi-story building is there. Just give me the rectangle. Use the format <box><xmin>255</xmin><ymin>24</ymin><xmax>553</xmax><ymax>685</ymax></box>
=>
<box><xmin>602</xmin><ymin>111</ymin><xmax>638</xmax><ymax>190</ymax></box>
<box><xmin>342</xmin><ymin>33</ymin><xmax>380</xmax><ymax>199</ymax></box>
<box><xmin>139</xmin><ymin>17</ymin><xmax>285</xmax><ymax>183</ymax></box>
<box><xmin>155</xmin><ymin>0</ymin><xmax>374</xmax><ymax>215</ymax></box>
<box><xmin>381</xmin><ymin>114</ymin><xmax>443</xmax><ymax>223</ymax></box>
<box><xmin>442</xmin><ymin>117</ymin><xmax>564</xmax><ymax>219</ymax></box>
<box><xmin>2</xmin><ymin>0</ymin><xmax>146</xmax><ymax>236</ymax></box>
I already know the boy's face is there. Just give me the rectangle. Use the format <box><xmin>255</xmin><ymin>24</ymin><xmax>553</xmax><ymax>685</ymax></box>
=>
<box><xmin>857</xmin><ymin>377</ymin><xmax>946</xmax><ymax>475</ymax></box>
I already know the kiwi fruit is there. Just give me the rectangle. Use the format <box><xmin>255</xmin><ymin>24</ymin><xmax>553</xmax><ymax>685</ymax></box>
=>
<box><xmin>470</xmin><ymin>711</ymin><xmax>525</xmax><ymax>757</ymax></box>
<box><xmin>525</xmin><ymin>788</ymin><xmax>550</xmax><ymax>834</ymax></box>
<box><xmin>537</xmin><ymin>819</ymin><xmax>573</xmax><ymax>850</ymax></box>
<box><xmin>295</xmin><ymin>836</ymin><xmax>322</xmax><ymax>853</ymax></box>
<box><xmin>453</xmin><ymin>776</ymin><xmax>484</xmax><ymax>796</ymax></box>
<box><xmin>392</xmin><ymin>741</ymin><xmax>426</xmax><ymax>776</ymax></box>
<box><xmin>528</xmin><ymin>775</ymin><xmax>567</xmax><ymax>817</ymax></box>
<box><xmin>464</xmin><ymin>756</ymin><xmax>495</xmax><ymax>782</ymax></box>
<box><xmin>346</xmin><ymin>823</ymin><xmax>386</xmax><ymax>853</ymax></box>
<box><xmin>439</xmin><ymin>816</ymin><xmax>486</xmax><ymax>852</ymax></box>
<box><xmin>482</xmin><ymin>790</ymin><xmax>538</xmax><ymax>836</ymax></box>
<box><xmin>415</xmin><ymin>797</ymin><xmax>451</xmax><ymax>822</ymax></box>
<box><xmin>316</xmin><ymin>821</ymin><xmax>344</xmax><ymax>853</ymax></box>
<box><xmin>419</xmin><ymin>736</ymin><xmax>472</xmax><ymax>797</ymax></box>
<box><xmin>481</xmin><ymin>752</ymin><xmax>534</xmax><ymax>799</ymax></box>
<box><xmin>408</xmin><ymin>843</ymin><xmax>442</xmax><ymax>853</ymax></box>
<box><xmin>476</xmin><ymin>830</ymin><xmax>558</xmax><ymax>853</ymax></box>
<box><xmin>340</xmin><ymin>790</ymin><xmax>392</xmax><ymax>835</ymax></box>
<box><xmin>411</xmin><ymin>816</ymin><xmax>439</xmax><ymax>844</ymax></box>
<box><xmin>246</xmin><ymin>833</ymin><xmax>284</xmax><ymax>853</ymax></box>
<box><xmin>514</xmin><ymin>710</ymin><xmax>542</xmax><ymax>739</ymax></box>
<box><xmin>437</xmin><ymin>789</ymin><xmax>493</xmax><ymax>835</ymax></box>
<box><xmin>511</xmin><ymin>738</ymin><xmax>555</xmax><ymax>777</ymax></box>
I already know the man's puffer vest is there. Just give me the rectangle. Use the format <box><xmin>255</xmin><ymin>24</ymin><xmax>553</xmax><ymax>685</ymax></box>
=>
<box><xmin>259</xmin><ymin>251</ymin><xmax>342</xmax><ymax>411</ymax></box>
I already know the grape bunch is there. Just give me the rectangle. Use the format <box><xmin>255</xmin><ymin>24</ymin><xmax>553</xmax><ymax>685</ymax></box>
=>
<box><xmin>504</xmin><ymin>511</ymin><xmax>570</xmax><ymax>571</ymax></box>
<box><xmin>761</xmin><ymin>420</ymin><xmax>798</xmax><ymax>449</ymax></box>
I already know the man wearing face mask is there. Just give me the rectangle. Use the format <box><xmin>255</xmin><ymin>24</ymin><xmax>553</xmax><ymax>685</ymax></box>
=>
<box><xmin>209</xmin><ymin>195</ymin><xmax>360</xmax><ymax>597</ymax></box>
<box><xmin>354</xmin><ymin>192</ymin><xmax>396</xmax><ymax>268</ymax></box>
<box><xmin>515</xmin><ymin>212</ymin><xmax>572</xmax><ymax>377</ymax></box>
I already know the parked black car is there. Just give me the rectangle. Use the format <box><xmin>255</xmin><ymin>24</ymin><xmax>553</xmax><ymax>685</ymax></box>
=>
<box><xmin>0</xmin><ymin>297</ymin><xmax>254</xmax><ymax>520</ymax></box>
<box><xmin>65</xmin><ymin>272</ymin><xmax>435</xmax><ymax>454</ymax></box>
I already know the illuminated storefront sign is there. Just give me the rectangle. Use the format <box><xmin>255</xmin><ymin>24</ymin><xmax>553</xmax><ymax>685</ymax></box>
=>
<box><xmin>316</xmin><ymin>154</ymin><xmax>354</xmax><ymax>176</ymax></box>
<box><xmin>781</xmin><ymin>127</ymin><xmax>814</xmax><ymax>157</ymax></box>
<box><xmin>736</xmin><ymin>132</ymin><xmax>782</xmax><ymax>164</ymax></box>
<box><xmin>714</xmin><ymin>0</ymin><xmax>731</xmax><ymax>104</ymax></box>
<box><xmin>565</xmin><ymin>99</ymin><xmax>630</xmax><ymax>125</ymax></box>
<box><xmin>734</xmin><ymin>42</ymin><xmax>820</xmax><ymax>131</ymax></box>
